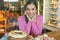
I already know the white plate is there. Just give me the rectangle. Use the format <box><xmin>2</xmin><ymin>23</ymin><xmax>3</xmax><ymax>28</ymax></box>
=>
<box><xmin>8</xmin><ymin>30</ymin><xmax>27</xmax><ymax>38</ymax></box>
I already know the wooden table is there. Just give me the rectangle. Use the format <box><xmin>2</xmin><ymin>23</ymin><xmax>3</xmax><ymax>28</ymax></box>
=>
<box><xmin>47</xmin><ymin>31</ymin><xmax>60</xmax><ymax>40</ymax></box>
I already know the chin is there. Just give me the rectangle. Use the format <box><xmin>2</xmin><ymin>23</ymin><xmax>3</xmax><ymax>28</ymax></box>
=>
<box><xmin>29</xmin><ymin>14</ymin><xmax>34</xmax><ymax>18</ymax></box>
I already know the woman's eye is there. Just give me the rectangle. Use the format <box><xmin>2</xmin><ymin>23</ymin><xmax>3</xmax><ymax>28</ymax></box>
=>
<box><xmin>26</xmin><ymin>8</ymin><xmax>30</xmax><ymax>10</ymax></box>
<box><xmin>32</xmin><ymin>8</ymin><xmax>34</xmax><ymax>10</ymax></box>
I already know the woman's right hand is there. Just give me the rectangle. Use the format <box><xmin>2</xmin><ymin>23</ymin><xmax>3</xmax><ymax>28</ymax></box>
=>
<box><xmin>26</xmin><ymin>15</ymin><xmax>32</xmax><ymax>21</ymax></box>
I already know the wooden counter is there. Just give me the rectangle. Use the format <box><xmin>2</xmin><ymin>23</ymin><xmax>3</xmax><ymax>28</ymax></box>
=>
<box><xmin>47</xmin><ymin>31</ymin><xmax>60</xmax><ymax>40</ymax></box>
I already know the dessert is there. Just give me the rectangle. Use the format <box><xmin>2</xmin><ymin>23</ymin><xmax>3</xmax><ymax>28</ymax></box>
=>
<box><xmin>27</xmin><ymin>35</ymin><xmax>33</xmax><ymax>38</ymax></box>
<box><xmin>26</xmin><ymin>35</ymin><xmax>33</xmax><ymax>40</ymax></box>
<box><xmin>8</xmin><ymin>30</ymin><xmax>27</xmax><ymax>38</ymax></box>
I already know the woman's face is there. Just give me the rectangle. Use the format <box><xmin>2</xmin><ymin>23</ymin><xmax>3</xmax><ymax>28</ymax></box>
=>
<box><xmin>25</xmin><ymin>3</ymin><xmax>37</xmax><ymax>18</ymax></box>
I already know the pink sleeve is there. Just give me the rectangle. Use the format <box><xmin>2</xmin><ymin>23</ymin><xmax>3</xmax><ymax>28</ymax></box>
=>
<box><xmin>32</xmin><ymin>16</ymin><xmax>43</xmax><ymax>35</ymax></box>
<box><xmin>18</xmin><ymin>16</ymin><xmax>31</xmax><ymax>35</ymax></box>
<box><xmin>25</xmin><ymin>21</ymin><xmax>31</xmax><ymax>35</ymax></box>
<box><xmin>18</xmin><ymin>17</ymin><xmax>25</xmax><ymax>31</ymax></box>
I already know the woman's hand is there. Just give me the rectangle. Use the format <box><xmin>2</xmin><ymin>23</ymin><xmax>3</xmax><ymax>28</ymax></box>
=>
<box><xmin>26</xmin><ymin>15</ymin><xmax>36</xmax><ymax>22</ymax></box>
<box><xmin>32</xmin><ymin>15</ymin><xmax>36</xmax><ymax>22</ymax></box>
<box><xmin>26</xmin><ymin>15</ymin><xmax>32</xmax><ymax>21</ymax></box>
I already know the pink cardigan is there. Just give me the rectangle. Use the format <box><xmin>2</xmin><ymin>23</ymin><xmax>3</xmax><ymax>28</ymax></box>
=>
<box><xmin>18</xmin><ymin>15</ymin><xmax>43</xmax><ymax>36</ymax></box>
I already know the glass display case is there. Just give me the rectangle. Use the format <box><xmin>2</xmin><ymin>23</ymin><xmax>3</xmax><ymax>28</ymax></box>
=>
<box><xmin>44</xmin><ymin>0</ymin><xmax>59</xmax><ymax>27</ymax></box>
<box><xmin>47</xmin><ymin>0</ymin><xmax>58</xmax><ymax>27</ymax></box>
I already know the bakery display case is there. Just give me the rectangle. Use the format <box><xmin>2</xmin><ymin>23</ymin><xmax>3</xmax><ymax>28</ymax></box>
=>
<box><xmin>44</xmin><ymin>0</ymin><xmax>60</xmax><ymax>31</ymax></box>
<box><xmin>46</xmin><ymin>0</ymin><xmax>58</xmax><ymax>27</ymax></box>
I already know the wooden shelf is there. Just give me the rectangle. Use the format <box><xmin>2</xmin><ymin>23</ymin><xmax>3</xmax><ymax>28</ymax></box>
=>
<box><xmin>47</xmin><ymin>0</ymin><xmax>58</xmax><ymax>27</ymax></box>
<box><xmin>0</xmin><ymin>18</ymin><xmax>6</xmax><ymax>34</ymax></box>
<box><xmin>47</xmin><ymin>21</ymin><xmax>57</xmax><ymax>27</ymax></box>
<box><xmin>0</xmin><ymin>18</ymin><xmax>6</xmax><ymax>21</ymax></box>
<box><xmin>0</xmin><ymin>32</ymin><xmax>5</xmax><ymax>34</ymax></box>
<box><xmin>0</xmin><ymin>24</ymin><xmax>5</xmax><ymax>27</ymax></box>
<box><xmin>0</xmin><ymin>29</ymin><xmax>4</xmax><ymax>32</ymax></box>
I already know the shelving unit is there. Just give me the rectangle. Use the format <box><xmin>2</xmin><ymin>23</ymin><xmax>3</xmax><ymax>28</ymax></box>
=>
<box><xmin>47</xmin><ymin>0</ymin><xmax>58</xmax><ymax>27</ymax></box>
<box><xmin>43</xmin><ymin>0</ymin><xmax>60</xmax><ymax>31</ymax></box>
<box><xmin>0</xmin><ymin>10</ymin><xmax>6</xmax><ymax>34</ymax></box>
<box><xmin>0</xmin><ymin>18</ymin><xmax>6</xmax><ymax>34</ymax></box>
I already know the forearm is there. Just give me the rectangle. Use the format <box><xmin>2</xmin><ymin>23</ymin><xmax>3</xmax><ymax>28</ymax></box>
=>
<box><xmin>25</xmin><ymin>21</ymin><xmax>31</xmax><ymax>35</ymax></box>
<box><xmin>31</xmin><ymin>21</ymin><xmax>43</xmax><ymax>35</ymax></box>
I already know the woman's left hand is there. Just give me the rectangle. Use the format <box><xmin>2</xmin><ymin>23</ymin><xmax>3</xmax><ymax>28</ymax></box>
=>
<box><xmin>32</xmin><ymin>15</ymin><xmax>36</xmax><ymax>22</ymax></box>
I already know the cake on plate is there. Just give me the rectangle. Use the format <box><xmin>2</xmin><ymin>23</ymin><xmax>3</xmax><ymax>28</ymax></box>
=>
<box><xmin>8</xmin><ymin>30</ymin><xmax>27</xmax><ymax>38</ymax></box>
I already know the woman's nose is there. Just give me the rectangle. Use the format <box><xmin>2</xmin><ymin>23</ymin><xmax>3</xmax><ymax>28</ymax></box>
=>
<box><xmin>29</xmin><ymin>10</ymin><xmax>33</xmax><ymax>14</ymax></box>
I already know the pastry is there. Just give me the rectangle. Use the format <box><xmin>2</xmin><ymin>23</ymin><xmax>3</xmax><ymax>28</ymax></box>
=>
<box><xmin>26</xmin><ymin>35</ymin><xmax>33</xmax><ymax>40</ymax></box>
<box><xmin>27</xmin><ymin>35</ymin><xmax>33</xmax><ymax>39</ymax></box>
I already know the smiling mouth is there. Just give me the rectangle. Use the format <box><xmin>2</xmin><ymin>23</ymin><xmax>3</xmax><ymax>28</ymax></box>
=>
<box><xmin>29</xmin><ymin>15</ymin><xmax>34</xmax><ymax>18</ymax></box>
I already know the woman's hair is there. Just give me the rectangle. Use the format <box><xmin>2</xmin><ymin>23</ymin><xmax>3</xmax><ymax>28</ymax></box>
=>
<box><xmin>25</xmin><ymin>15</ymin><xmax>28</xmax><ymax>23</ymax></box>
<box><xmin>24</xmin><ymin>0</ymin><xmax>37</xmax><ymax>10</ymax></box>
<box><xmin>25</xmin><ymin>0</ymin><xmax>37</xmax><ymax>23</ymax></box>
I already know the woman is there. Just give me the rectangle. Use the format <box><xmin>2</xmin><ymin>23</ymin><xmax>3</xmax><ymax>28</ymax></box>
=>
<box><xmin>18</xmin><ymin>0</ymin><xmax>43</xmax><ymax>37</ymax></box>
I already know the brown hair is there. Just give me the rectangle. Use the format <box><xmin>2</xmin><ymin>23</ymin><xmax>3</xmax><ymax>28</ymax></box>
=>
<box><xmin>24</xmin><ymin>0</ymin><xmax>37</xmax><ymax>10</ymax></box>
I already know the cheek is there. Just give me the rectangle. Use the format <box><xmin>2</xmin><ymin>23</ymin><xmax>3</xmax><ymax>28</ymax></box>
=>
<box><xmin>33</xmin><ymin>10</ymin><xmax>37</xmax><ymax>14</ymax></box>
<box><xmin>33</xmin><ymin>11</ymin><xmax>35</xmax><ymax>13</ymax></box>
<box><xmin>33</xmin><ymin>10</ymin><xmax>37</xmax><ymax>12</ymax></box>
